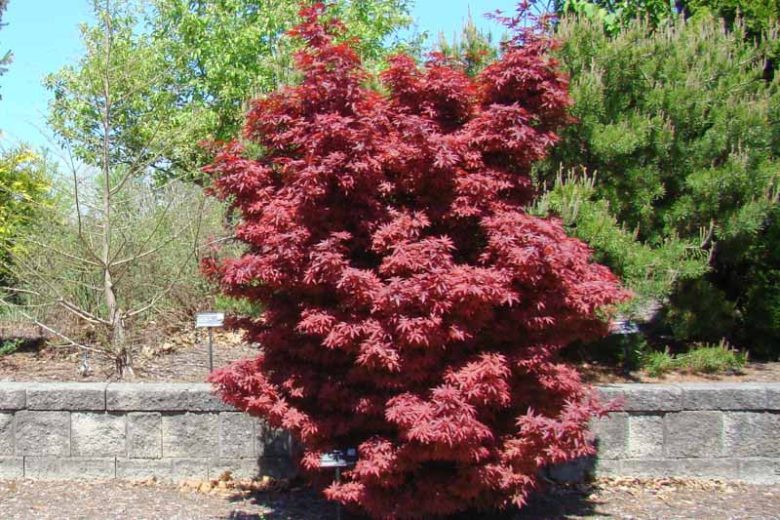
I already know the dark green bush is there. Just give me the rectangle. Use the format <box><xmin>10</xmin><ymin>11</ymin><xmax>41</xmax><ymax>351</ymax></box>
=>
<box><xmin>538</xmin><ymin>14</ymin><xmax>780</xmax><ymax>358</ymax></box>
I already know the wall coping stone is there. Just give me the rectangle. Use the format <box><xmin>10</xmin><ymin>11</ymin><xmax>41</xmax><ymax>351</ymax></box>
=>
<box><xmin>597</xmin><ymin>382</ymin><xmax>780</xmax><ymax>412</ymax></box>
<box><xmin>0</xmin><ymin>381</ymin><xmax>777</xmax><ymax>412</ymax></box>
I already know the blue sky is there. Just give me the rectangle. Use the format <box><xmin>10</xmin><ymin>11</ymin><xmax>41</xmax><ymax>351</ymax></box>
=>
<box><xmin>0</xmin><ymin>0</ymin><xmax>518</xmax><ymax>151</ymax></box>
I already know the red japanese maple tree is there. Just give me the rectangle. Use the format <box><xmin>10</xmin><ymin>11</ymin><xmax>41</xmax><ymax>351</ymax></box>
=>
<box><xmin>205</xmin><ymin>4</ymin><xmax>628</xmax><ymax>518</ymax></box>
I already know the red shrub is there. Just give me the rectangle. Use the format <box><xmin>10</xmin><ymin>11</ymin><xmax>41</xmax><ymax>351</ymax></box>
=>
<box><xmin>205</xmin><ymin>4</ymin><xmax>628</xmax><ymax>518</ymax></box>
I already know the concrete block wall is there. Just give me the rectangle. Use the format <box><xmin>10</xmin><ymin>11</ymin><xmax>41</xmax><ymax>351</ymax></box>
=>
<box><xmin>588</xmin><ymin>383</ymin><xmax>780</xmax><ymax>484</ymax></box>
<box><xmin>0</xmin><ymin>381</ymin><xmax>777</xmax><ymax>482</ymax></box>
<box><xmin>0</xmin><ymin>382</ymin><xmax>294</xmax><ymax>481</ymax></box>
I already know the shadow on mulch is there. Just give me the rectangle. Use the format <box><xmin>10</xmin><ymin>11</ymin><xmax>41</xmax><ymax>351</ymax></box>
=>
<box><xmin>220</xmin><ymin>482</ymin><xmax>601</xmax><ymax>520</ymax></box>
<box><xmin>516</xmin><ymin>484</ymin><xmax>602</xmax><ymax>519</ymax></box>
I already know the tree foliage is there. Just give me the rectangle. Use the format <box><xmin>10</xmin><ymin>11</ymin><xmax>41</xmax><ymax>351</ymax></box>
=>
<box><xmin>45</xmin><ymin>0</ymin><xmax>179</xmax><ymax>175</ymax></box>
<box><xmin>206</xmin><ymin>5</ymin><xmax>627</xmax><ymax>517</ymax></box>
<box><xmin>0</xmin><ymin>0</ymin><xmax>10</xmax><ymax>92</ymax></box>
<box><xmin>541</xmin><ymin>14</ymin><xmax>780</xmax><ymax>355</ymax></box>
<box><xmin>556</xmin><ymin>0</ymin><xmax>779</xmax><ymax>36</ymax></box>
<box><xmin>0</xmin><ymin>147</ymin><xmax>52</xmax><ymax>284</ymax></box>
<box><xmin>437</xmin><ymin>13</ymin><xmax>498</xmax><ymax>76</ymax></box>
<box><xmin>532</xmin><ymin>173</ymin><xmax>708</xmax><ymax>316</ymax></box>
<box><xmin>46</xmin><ymin>0</ymin><xmax>415</xmax><ymax>180</ymax></box>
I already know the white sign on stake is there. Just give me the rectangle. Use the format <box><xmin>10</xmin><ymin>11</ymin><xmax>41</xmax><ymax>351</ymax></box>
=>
<box><xmin>319</xmin><ymin>448</ymin><xmax>357</xmax><ymax>468</ymax></box>
<box><xmin>196</xmin><ymin>312</ymin><xmax>224</xmax><ymax>373</ymax></box>
<box><xmin>196</xmin><ymin>312</ymin><xmax>225</xmax><ymax>328</ymax></box>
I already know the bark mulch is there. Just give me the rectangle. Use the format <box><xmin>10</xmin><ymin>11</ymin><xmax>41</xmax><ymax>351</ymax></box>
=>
<box><xmin>0</xmin><ymin>477</ymin><xmax>776</xmax><ymax>519</ymax></box>
<box><xmin>0</xmin><ymin>331</ymin><xmax>258</xmax><ymax>383</ymax></box>
<box><xmin>1</xmin><ymin>334</ymin><xmax>779</xmax><ymax>384</ymax></box>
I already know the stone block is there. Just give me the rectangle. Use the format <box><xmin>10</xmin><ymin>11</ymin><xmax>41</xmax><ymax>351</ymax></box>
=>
<box><xmin>219</xmin><ymin>413</ymin><xmax>255</xmax><ymax>458</ymax></box>
<box><xmin>26</xmin><ymin>383</ymin><xmax>105</xmax><ymax>411</ymax></box>
<box><xmin>171</xmin><ymin>458</ymin><xmax>209</xmax><ymax>480</ymax></box>
<box><xmin>765</xmin><ymin>384</ymin><xmax>780</xmax><ymax>411</ymax></box>
<box><xmin>621</xmin><ymin>458</ymin><xmax>676</xmax><ymax>477</ymax></box>
<box><xmin>162</xmin><ymin>413</ymin><xmax>218</xmax><ymax>458</ymax></box>
<box><xmin>116</xmin><ymin>458</ymin><xmax>172</xmax><ymax>480</ymax></box>
<box><xmin>591</xmin><ymin>412</ymin><xmax>628</xmax><ymax>460</ymax></box>
<box><xmin>593</xmin><ymin>458</ymin><xmax>622</xmax><ymax>477</ymax></box>
<box><xmin>0</xmin><ymin>456</ymin><xmax>23</xmax><ymax>478</ymax></box>
<box><xmin>664</xmin><ymin>411</ymin><xmax>723</xmax><ymax>458</ymax></box>
<box><xmin>723</xmin><ymin>412</ymin><xmax>780</xmax><ymax>457</ymax></box>
<box><xmin>106</xmin><ymin>383</ymin><xmax>231</xmax><ymax>412</ymax></box>
<box><xmin>596</xmin><ymin>386</ymin><xmax>625</xmax><ymax>409</ymax></box>
<box><xmin>24</xmin><ymin>457</ymin><xmax>116</xmax><ymax>479</ymax></box>
<box><xmin>681</xmin><ymin>383</ymin><xmax>766</xmax><ymax>411</ymax></box>
<box><xmin>15</xmin><ymin>411</ymin><xmax>70</xmax><ymax>456</ymax></box>
<box><xmin>0</xmin><ymin>413</ymin><xmax>13</xmax><ymax>455</ymax></box>
<box><xmin>0</xmin><ymin>383</ymin><xmax>26</xmax><ymax>410</ymax></box>
<box><xmin>677</xmin><ymin>458</ymin><xmax>739</xmax><ymax>479</ymax></box>
<box><xmin>209</xmin><ymin>459</ymin><xmax>262</xmax><ymax>480</ymax></box>
<box><xmin>739</xmin><ymin>458</ymin><xmax>780</xmax><ymax>484</ymax></box>
<box><xmin>71</xmin><ymin>413</ymin><xmax>126</xmax><ymax>457</ymax></box>
<box><xmin>627</xmin><ymin>415</ymin><xmax>664</xmax><ymax>459</ymax></box>
<box><xmin>618</xmin><ymin>384</ymin><xmax>683</xmax><ymax>412</ymax></box>
<box><xmin>257</xmin><ymin>423</ymin><xmax>298</xmax><ymax>458</ymax></box>
<box><xmin>128</xmin><ymin>412</ymin><xmax>162</xmax><ymax>458</ymax></box>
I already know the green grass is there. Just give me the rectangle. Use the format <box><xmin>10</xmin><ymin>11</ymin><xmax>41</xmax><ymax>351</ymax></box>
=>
<box><xmin>0</xmin><ymin>338</ymin><xmax>24</xmax><ymax>356</ymax></box>
<box><xmin>641</xmin><ymin>340</ymin><xmax>748</xmax><ymax>377</ymax></box>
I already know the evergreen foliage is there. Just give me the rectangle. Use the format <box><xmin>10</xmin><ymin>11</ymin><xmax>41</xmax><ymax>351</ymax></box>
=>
<box><xmin>541</xmin><ymin>14</ymin><xmax>780</xmax><ymax>356</ymax></box>
<box><xmin>532</xmin><ymin>173</ymin><xmax>708</xmax><ymax>315</ymax></box>
<box><xmin>437</xmin><ymin>13</ymin><xmax>498</xmax><ymax>76</ymax></box>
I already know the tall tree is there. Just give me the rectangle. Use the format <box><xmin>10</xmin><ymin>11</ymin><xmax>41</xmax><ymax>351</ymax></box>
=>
<box><xmin>11</xmin><ymin>0</ymin><xmax>217</xmax><ymax>376</ymax></box>
<box><xmin>123</xmin><ymin>0</ymin><xmax>415</xmax><ymax>179</ymax></box>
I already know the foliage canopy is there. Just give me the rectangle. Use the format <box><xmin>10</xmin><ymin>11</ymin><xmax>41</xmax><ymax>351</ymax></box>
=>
<box><xmin>207</xmin><ymin>5</ymin><xmax>627</xmax><ymax>517</ymax></box>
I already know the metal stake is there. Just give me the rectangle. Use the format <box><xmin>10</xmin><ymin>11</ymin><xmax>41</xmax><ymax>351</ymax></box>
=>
<box><xmin>336</xmin><ymin>467</ymin><xmax>342</xmax><ymax>520</ymax></box>
<box><xmin>208</xmin><ymin>328</ymin><xmax>214</xmax><ymax>372</ymax></box>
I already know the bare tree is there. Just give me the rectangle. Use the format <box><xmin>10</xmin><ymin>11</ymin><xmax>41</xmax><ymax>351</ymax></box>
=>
<box><xmin>1</xmin><ymin>0</ymin><xmax>225</xmax><ymax>377</ymax></box>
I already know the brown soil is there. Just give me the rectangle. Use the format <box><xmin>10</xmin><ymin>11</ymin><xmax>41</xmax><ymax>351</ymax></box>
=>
<box><xmin>0</xmin><ymin>330</ymin><xmax>778</xmax><ymax>384</ymax></box>
<box><xmin>580</xmin><ymin>361</ymin><xmax>780</xmax><ymax>385</ymax></box>
<box><xmin>0</xmin><ymin>477</ymin><xmax>776</xmax><ymax>519</ymax></box>
<box><xmin>0</xmin><ymin>330</ymin><xmax>258</xmax><ymax>382</ymax></box>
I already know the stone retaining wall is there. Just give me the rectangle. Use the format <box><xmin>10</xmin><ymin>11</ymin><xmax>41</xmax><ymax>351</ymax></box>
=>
<box><xmin>0</xmin><ymin>382</ymin><xmax>777</xmax><ymax>482</ymax></box>
<box><xmin>583</xmin><ymin>383</ymin><xmax>780</xmax><ymax>484</ymax></box>
<box><xmin>0</xmin><ymin>382</ymin><xmax>292</xmax><ymax>480</ymax></box>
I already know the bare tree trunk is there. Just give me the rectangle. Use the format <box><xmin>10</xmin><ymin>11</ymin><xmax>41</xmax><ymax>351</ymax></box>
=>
<box><xmin>99</xmin><ymin>0</ymin><xmax>132</xmax><ymax>378</ymax></box>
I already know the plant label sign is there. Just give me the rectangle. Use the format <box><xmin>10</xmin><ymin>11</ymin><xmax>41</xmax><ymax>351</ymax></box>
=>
<box><xmin>196</xmin><ymin>312</ymin><xmax>225</xmax><ymax>328</ymax></box>
<box><xmin>319</xmin><ymin>448</ymin><xmax>357</xmax><ymax>468</ymax></box>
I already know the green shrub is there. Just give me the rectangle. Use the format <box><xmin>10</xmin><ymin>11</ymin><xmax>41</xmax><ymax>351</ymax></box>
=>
<box><xmin>678</xmin><ymin>341</ymin><xmax>749</xmax><ymax>373</ymax></box>
<box><xmin>641</xmin><ymin>340</ymin><xmax>748</xmax><ymax>376</ymax></box>
<box><xmin>539</xmin><ymin>14</ymin><xmax>780</xmax><ymax>357</ymax></box>
<box><xmin>642</xmin><ymin>347</ymin><xmax>677</xmax><ymax>377</ymax></box>
<box><xmin>532</xmin><ymin>172</ymin><xmax>708</xmax><ymax>317</ymax></box>
<box><xmin>0</xmin><ymin>338</ymin><xmax>23</xmax><ymax>356</ymax></box>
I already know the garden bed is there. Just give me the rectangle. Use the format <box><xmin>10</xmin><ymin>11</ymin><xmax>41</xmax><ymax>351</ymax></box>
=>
<box><xmin>0</xmin><ymin>331</ymin><xmax>257</xmax><ymax>382</ymax></box>
<box><xmin>581</xmin><ymin>360</ymin><xmax>780</xmax><ymax>384</ymax></box>
<box><xmin>0</xmin><ymin>332</ymin><xmax>778</xmax><ymax>384</ymax></box>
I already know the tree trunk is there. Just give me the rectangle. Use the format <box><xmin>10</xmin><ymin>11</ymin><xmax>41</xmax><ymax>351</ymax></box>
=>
<box><xmin>110</xmin><ymin>311</ymin><xmax>133</xmax><ymax>379</ymax></box>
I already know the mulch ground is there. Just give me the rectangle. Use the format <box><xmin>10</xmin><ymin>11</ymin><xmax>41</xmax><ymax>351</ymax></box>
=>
<box><xmin>0</xmin><ymin>329</ymin><xmax>778</xmax><ymax>384</ymax></box>
<box><xmin>0</xmin><ymin>477</ymin><xmax>776</xmax><ymax>519</ymax></box>
<box><xmin>0</xmin><ymin>330</ymin><xmax>258</xmax><ymax>382</ymax></box>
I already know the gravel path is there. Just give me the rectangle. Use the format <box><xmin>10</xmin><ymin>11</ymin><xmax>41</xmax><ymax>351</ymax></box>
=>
<box><xmin>0</xmin><ymin>478</ymin><xmax>777</xmax><ymax>519</ymax></box>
